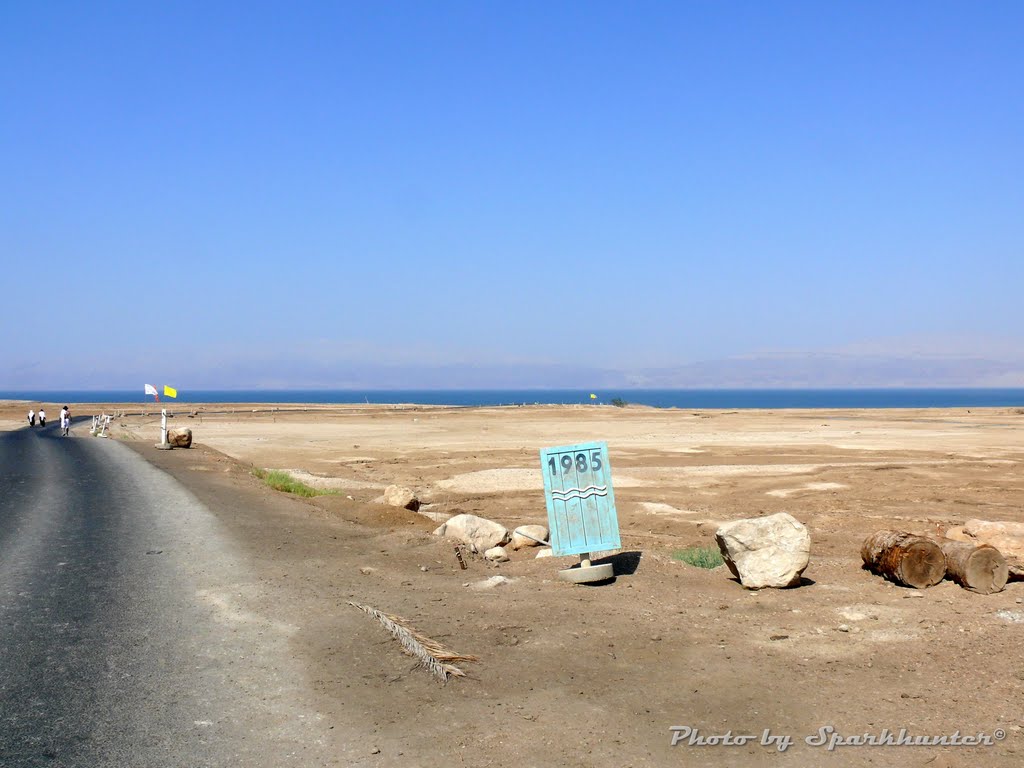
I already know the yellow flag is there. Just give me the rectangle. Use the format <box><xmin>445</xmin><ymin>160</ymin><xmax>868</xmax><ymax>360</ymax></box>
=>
<box><xmin>589</xmin><ymin>393</ymin><xmax>597</xmax><ymax>399</ymax></box>
<box><xmin>164</xmin><ymin>385</ymin><xmax>178</xmax><ymax>399</ymax></box>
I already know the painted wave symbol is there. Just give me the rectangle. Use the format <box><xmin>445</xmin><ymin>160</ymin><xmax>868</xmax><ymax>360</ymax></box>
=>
<box><xmin>551</xmin><ymin>485</ymin><xmax>609</xmax><ymax>501</ymax></box>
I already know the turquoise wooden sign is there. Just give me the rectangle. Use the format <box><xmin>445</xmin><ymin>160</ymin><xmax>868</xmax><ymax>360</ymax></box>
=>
<box><xmin>540</xmin><ymin>441</ymin><xmax>620</xmax><ymax>557</ymax></box>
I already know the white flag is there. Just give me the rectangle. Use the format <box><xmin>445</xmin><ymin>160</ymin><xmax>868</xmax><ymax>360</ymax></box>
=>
<box><xmin>144</xmin><ymin>384</ymin><xmax>158</xmax><ymax>397</ymax></box>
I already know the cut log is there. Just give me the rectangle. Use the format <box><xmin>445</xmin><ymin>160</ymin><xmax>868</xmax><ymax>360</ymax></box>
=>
<box><xmin>946</xmin><ymin>520</ymin><xmax>1024</xmax><ymax>580</ymax></box>
<box><xmin>929</xmin><ymin>537</ymin><xmax>1008</xmax><ymax>594</ymax></box>
<box><xmin>861</xmin><ymin>530</ymin><xmax>946</xmax><ymax>589</ymax></box>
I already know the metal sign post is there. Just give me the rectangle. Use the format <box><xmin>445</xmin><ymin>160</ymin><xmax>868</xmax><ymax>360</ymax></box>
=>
<box><xmin>540</xmin><ymin>440</ymin><xmax>621</xmax><ymax>583</ymax></box>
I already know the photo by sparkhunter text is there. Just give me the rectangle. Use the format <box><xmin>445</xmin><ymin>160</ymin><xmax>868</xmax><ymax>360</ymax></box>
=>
<box><xmin>669</xmin><ymin>725</ymin><xmax>1006</xmax><ymax>752</ymax></box>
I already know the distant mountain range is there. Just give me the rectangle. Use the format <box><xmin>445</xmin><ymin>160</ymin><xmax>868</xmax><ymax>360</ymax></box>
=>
<box><xmin>6</xmin><ymin>348</ymin><xmax>1024</xmax><ymax>390</ymax></box>
<box><xmin>618</xmin><ymin>352</ymin><xmax>1024</xmax><ymax>389</ymax></box>
<box><xmin>156</xmin><ymin>351</ymin><xmax>1024</xmax><ymax>389</ymax></box>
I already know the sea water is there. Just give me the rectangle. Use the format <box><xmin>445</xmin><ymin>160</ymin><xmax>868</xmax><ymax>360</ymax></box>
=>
<box><xmin>3</xmin><ymin>389</ymin><xmax>1024</xmax><ymax>409</ymax></box>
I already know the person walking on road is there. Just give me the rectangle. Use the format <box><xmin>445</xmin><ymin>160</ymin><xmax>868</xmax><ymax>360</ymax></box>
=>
<box><xmin>27</xmin><ymin>409</ymin><xmax>35</xmax><ymax>427</ymax></box>
<box><xmin>60</xmin><ymin>407</ymin><xmax>70</xmax><ymax>437</ymax></box>
<box><xmin>38</xmin><ymin>408</ymin><xmax>46</xmax><ymax>427</ymax></box>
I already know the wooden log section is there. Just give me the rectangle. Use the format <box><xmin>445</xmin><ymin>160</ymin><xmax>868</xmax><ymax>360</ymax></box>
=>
<box><xmin>861</xmin><ymin>530</ymin><xmax>946</xmax><ymax>589</ymax></box>
<box><xmin>925</xmin><ymin>536</ymin><xmax>1008</xmax><ymax>594</ymax></box>
<box><xmin>946</xmin><ymin>520</ymin><xmax>1024</xmax><ymax>580</ymax></box>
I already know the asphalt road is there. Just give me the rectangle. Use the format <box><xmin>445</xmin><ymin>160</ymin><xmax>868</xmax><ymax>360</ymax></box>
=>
<box><xmin>0</xmin><ymin>425</ymin><xmax>338</xmax><ymax>767</ymax></box>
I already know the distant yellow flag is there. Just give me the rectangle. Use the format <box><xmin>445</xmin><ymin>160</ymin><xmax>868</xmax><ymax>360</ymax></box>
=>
<box><xmin>163</xmin><ymin>385</ymin><xmax>178</xmax><ymax>399</ymax></box>
<box><xmin>589</xmin><ymin>393</ymin><xmax>597</xmax><ymax>400</ymax></box>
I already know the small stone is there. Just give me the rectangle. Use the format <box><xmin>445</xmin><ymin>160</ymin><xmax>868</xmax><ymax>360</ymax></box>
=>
<box><xmin>419</xmin><ymin>566</ymin><xmax>428</xmax><ymax>572</ymax></box>
<box><xmin>535</xmin><ymin>548</ymin><xmax>553</xmax><ymax>559</ymax></box>
<box><xmin>838</xmin><ymin>624</ymin><xmax>851</xmax><ymax>633</ymax></box>
<box><xmin>370</xmin><ymin>747</ymin><xmax>380</xmax><ymax>755</ymax></box>
<box><xmin>470</xmin><ymin>575</ymin><xmax>512</xmax><ymax>590</ymax></box>
<box><xmin>511</xmin><ymin>525</ymin><xmax>549</xmax><ymax>550</ymax></box>
<box><xmin>484</xmin><ymin>546</ymin><xmax>509</xmax><ymax>562</ymax></box>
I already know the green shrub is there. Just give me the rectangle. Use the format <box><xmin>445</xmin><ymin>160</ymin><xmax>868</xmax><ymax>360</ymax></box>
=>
<box><xmin>251</xmin><ymin>468</ymin><xmax>336</xmax><ymax>498</ymax></box>
<box><xmin>673</xmin><ymin>546</ymin><xmax>724</xmax><ymax>569</ymax></box>
<box><xmin>610</xmin><ymin>397</ymin><xmax>628</xmax><ymax>408</ymax></box>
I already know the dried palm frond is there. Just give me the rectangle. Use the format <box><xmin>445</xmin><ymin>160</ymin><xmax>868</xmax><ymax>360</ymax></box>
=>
<box><xmin>349</xmin><ymin>601</ymin><xmax>478</xmax><ymax>682</ymax></box>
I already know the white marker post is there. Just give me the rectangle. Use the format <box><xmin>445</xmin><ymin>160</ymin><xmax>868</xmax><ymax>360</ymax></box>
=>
<box><xmin>156</xmin><ymin>408</ymin><xmax>172</xmax><ymax>449</ymax></box>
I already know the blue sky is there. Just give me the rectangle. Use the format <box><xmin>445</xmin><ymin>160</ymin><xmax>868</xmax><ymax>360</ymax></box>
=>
<box><xmin>2</xmin><ymin>2</ymin><xmax>1022</xmax><ymax>388</ymax></box>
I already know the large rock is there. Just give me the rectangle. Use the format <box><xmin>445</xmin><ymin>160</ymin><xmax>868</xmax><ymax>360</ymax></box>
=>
<box><xmin>715</xmin><ymin>512</ymin><xmax>810</xmax><ymax>589</ymax></box>
<box><xmin>511</xmin><ymin>525</ymin><xmax>549</xmax><ymax>550</ymax></box>
<box><xmin>167</xmin><ymin>428</ymin><xmax>192</xmax><ymax>448</ymax></box>
<box><xmin>947</xmin><ymin>519</ymin><xmax>1024</xmax><ymax>578</ymax></box>
<box><xmin>382</xmin><ymin>485</ymin><xmax>419</xmax><ymax>511</ymax></box>
<box><xmin>433</xmin><ymin>514</ymin><xmax>510</xmax><ymax>553</ymax></box>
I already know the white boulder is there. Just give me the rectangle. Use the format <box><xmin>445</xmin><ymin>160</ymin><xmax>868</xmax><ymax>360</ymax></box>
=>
<box><xmin>381</xmin><ymin>485</ymin><xmax>419</xmax><ymax>511</ymax></box>
<box><xmin>167</xmin><ymin>427</ymin><xmax>193</xmax><ymax>448</ymax></box>
<box><xmin>715</xmin><ymin>512</ymin><xmax>810</xmax><ymax>589</ymax></box>
<box><xmin>511</xmin><ymin>525</ymin><xmax>549</xmax><ymax>550</ymax></box>
<box><xmin>433</xmin><ymin>514</ymin><xmax>510</xmax><ymax>553</ymax></box>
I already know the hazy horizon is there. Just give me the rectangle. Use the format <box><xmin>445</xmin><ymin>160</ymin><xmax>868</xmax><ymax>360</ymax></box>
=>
<box><xmin>5</xmin><ymin>336</ymin><xmax>1024</xmax><ymax>391</ymax></box>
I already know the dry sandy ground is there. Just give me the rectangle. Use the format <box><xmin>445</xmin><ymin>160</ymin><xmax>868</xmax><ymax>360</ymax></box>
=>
<box><xmin>4</xmin><ymin>400</ymin><xmax>1024</xmax><ymax>767</ymax></box>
